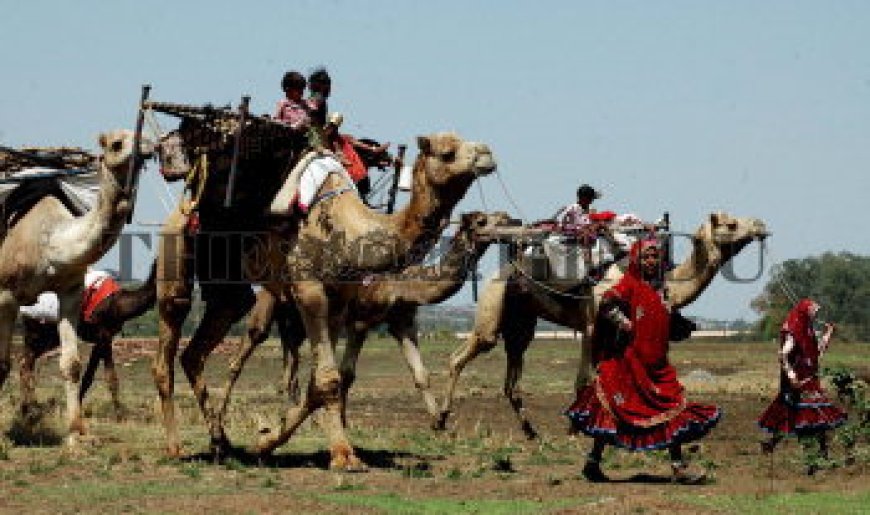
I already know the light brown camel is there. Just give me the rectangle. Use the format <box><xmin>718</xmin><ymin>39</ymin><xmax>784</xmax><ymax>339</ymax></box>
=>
<box><xmin>0</xmin><ymin>130</ymin><xmax>152</xmax><ymax>443</ymax></box>
<box><xmin>153</xmin><ymin>130</ymin><xmax>496</xmax><ymax>470</ymax></box>
<box><xmin>218</xmin><ymin>210</ymin><xmax>515</xmax><ymax>429</ymax></box>
<box><xmin>19</xmin><ymin>260</ymin><xmax>157</xmax><ymax>421</ymax></box>
<box><xmin>439</xmin><ymin>212</ymin><xmax>768</xmax><ymax>438</ymax></box>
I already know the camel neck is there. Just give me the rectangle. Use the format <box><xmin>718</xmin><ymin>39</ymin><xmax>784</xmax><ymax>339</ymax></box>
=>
<box><xmin>397</xmin><ymin>230</ymin><xmax>491</xmax><ymax>305</ymax></box>
<box><xmin>49</xmin><ymin>162</ymin><xmax>131</xmax><ymax>266</ymax></box>
<box><xmin>666</xmin><ymin>229</ymin><xmax>720</xmax><ymax>308</ymax></box>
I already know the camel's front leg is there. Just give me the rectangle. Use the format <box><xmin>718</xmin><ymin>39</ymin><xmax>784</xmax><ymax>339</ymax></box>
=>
<box><xmin>275</xmin><ymin>301</ymin><xmax>305</xmax><ymax>403</ymax></box>
<box><xmin>387</xmin><ymin>309</ymin><xmax>440</xmax><ymax>425</ymax></box>
<box><xmin>99</xmin><ymin>342</ymin><xmax>124</xmax><ymax>421</ymax></box>
<box><xmin>219</xmin><ymin>290</ymin><xmax>277</xmax><ymax>426</ymax></box>
<box><xmin>180</xmin><ymin>295</ymin><xmax>253</xmax><ymax>456</ymax></box>
<box><xmin>0</xmin><ymin>293</ymin><xmax>18</xmax><ymax>391</ymax></box>
<box><xmin>58</xmin><ymin>306</ymin><xmax>85</xmax><ymax>442</ymax></box>
<box><xmin>338</xmin><ymin>322</ymin><xmax>368</xmax><ymax>428</ymax></box>
<box><xmin>573</xmin><ymin>300</ymin><xmax>596</xmax><ymax>391</ymax></box>
<box><xmin>77</xmin><ymin>338</ymin><xmax>124</xmax><ymax>420</ymax></box>
<box><xmin>503</xmin><ymin>325</ymin><xmax>537</xmax><ymax>440</ymax></box>
<box><xmin>153</xmin><ymin>208</ymin><xmax>192</xmax><ymax>457</ymax></box>
<box><xmin>439</xmin><ymin>276</ymin><xmax>507</xmax><ymax>429</ymax></box>
<box><xmin>19</xmin><ymin>318</ymin><xmax>58</xmax><ymax>416</ymax></box>
<box><xmin>257</xmin><ymin>281</ymin><xmax>365</xmax><ymax>472</ymax></box>
<box><xmin>19</xmin><ymin>338</ymin><xmax>40</xmax><ymax>416</ymax></box>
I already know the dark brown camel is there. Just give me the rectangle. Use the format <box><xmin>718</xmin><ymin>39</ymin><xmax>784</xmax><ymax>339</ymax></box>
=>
<box><xmin>19</xmin><ymin>261</ymin><xmax>157</xmax><ymax>420</ymax></box>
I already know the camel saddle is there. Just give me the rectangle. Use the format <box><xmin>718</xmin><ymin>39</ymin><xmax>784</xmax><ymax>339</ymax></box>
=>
<box><xmin>1</xmin><ymin>146</ymin><xmax>100</xmax><ymax>233</ymax></box>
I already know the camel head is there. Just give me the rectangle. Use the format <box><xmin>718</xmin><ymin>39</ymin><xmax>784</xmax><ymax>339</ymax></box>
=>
<box><xmin>459</xmin><ymin>210</ymin><xmax>517</xmax><ymax>243</ymax></box>
<box><xmin>698</xmin><ymin>211</ymin><xmax>768</xmax><ymax>262</ymax></box>
<box><xmin>412</xmin><ymin>133</ymin><xmax>496</xmax><ymax>197</ymax></box>
<box><xmin>98</xmin><ymin>129</ymin><xmax>154</xmax><ymax>186</ymax></box>
<box><xmin>154</xmin><ymin>116</ymin><xmax>233</xmax><ymax>183</ymax></box>
<box><xmin>155</xmin><ymin>130</ymin><xmax>190</xmax><ymax>182</ymax></box>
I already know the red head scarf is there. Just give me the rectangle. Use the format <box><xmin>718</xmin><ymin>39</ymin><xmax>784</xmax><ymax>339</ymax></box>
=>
<box><xmin>781</xmin><ymin>298</ymin><xmax>819</xmax><ymax>359</ymax></box>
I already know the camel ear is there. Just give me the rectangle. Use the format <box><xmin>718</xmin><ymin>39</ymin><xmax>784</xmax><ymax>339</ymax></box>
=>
<box><xmin>709</xmin><ymin>212</ymin><xmax>721</xmax><ymax>226</ymax></box>
<box><xmin>417</xmin><ymin>136</ymin><xmax>431</xmax><ymax>155</ymax></box>
<box><xmin>98</xmin><ymin>133</ymin><xmax>108</xmax><ymax>150</ymax></box>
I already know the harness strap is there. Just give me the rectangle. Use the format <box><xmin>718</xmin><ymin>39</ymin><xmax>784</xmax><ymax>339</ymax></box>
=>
<box><xmin>310</xmin><ymin>186</ymin><xmax>353</xmax><ymax>208</ymax></box>
<box><xmin>181</xmin><ymin>153</ymin><xmax>209</xmax><ymax>215</ymax></box>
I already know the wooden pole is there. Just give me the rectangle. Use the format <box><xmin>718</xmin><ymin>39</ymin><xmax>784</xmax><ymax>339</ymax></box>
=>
<box><xmin>224</xmin><ymin>95</ymin><xmax>250</xmax><ymax>208</ymax></box>
<box><xmin>386</xmin><ymin>144</ymin><xmax>406</xmax><ymax>214</ymax></box>
<box><xmin>126</xmin><ymin>84</ymin><xmax>151</xmax><ymax>223</ymax></box>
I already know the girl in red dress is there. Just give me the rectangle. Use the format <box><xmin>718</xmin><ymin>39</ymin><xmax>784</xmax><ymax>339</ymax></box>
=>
<box><xmin>757</xmin><ymin>298</ymin><xmax>846</xmax><ymax>474</ymax></box>
<box><xmin>565</xmin><ymin>238</ymin><xmax>720</xmax><ymax>483</ymax></box>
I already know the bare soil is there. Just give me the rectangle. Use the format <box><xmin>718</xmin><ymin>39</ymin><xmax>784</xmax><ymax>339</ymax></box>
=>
<box><xmin>0</xmin><ymin>339</ymin><xmax>867</xmax><ymax>514</ymax></box>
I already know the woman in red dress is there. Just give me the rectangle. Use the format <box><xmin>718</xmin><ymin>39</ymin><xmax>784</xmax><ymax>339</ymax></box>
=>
<box><xmin>565</xmin><ymin>238</ymin><xmax>720</xmax><ymax>483</ymax></box>
<box><xmin>757</xmin><ymin>298</ymin><xmax>846</xmax><ymax>474</ymax></box>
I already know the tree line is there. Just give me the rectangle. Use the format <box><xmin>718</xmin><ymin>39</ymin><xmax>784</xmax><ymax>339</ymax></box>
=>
<box><xmin>751</xmin><ymin>252</ymin><xmax>870</xmax><ymax>342</ymax></box>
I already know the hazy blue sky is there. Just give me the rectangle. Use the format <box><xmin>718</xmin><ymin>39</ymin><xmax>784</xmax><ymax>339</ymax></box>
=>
<box><xmin>2</xmin><ymin>1</ymin><xmax>868</xmax><ymax>321</ymax></box>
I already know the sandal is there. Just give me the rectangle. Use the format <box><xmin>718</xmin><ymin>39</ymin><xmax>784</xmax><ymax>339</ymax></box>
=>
<box><xmin>582</xmin><ymin>461</ymin><xmax>610</xmax><ymax>483</ymax></box>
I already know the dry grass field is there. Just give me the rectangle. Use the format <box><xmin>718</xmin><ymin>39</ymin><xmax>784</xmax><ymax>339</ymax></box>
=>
<box><xmin>1</xmin><ymin>336</ymin><xmax>867</xmax><ymax>514</ymax></box>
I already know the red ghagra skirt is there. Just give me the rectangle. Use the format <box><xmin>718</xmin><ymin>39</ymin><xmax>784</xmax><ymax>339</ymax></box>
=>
<box><xmin>757</xmin><ymin>378</ymin><xmax>847</xmax><ymax>435</ymax></box>
<box><xmin>565</xmin><ymin>356</ymin><xmax>721</xmax><ymax>451</ymax></box>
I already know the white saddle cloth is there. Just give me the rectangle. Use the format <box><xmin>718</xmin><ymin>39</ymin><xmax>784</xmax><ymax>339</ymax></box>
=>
<box><xmin>269</xmin><ymin>152</ymin><xmax>356</xmax><ymax>215</ymax></box>
<box><xmin>19</xmin><ymin>291</ymin><xmax>60</xmax><ymax>323</ymax></box>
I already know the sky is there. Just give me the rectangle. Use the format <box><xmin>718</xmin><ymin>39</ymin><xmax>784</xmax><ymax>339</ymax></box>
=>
<box><xmin>2</xmin><ymin>1</ymin><xmax>868</xmax><ymax>321</ymax></box>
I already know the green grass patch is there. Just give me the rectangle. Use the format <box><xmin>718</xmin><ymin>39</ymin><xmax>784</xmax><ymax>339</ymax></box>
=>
<box><xmin>314</xmin><ymin>491</ymin><xmax>590</xmax><ymax>514</ymax></box>
<box><xmin>681</xmin><ymin>490</ymin><xmax>870</xmax><ymax>514</ymax></box>
<box><xmin>14</xmin><ymin>479</ymin><xmax>237</xmax><ymax>507</ymax></box>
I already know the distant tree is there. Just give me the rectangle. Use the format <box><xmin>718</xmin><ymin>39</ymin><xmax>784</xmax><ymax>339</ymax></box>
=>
<box><xmin>752</xmin><ymin>252</ymin><xmax>870</xmax><ymax>342</ymax></box>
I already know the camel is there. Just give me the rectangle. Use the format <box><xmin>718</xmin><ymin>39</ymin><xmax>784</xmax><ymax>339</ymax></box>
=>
<box><xmin>218</xmin><ymin>210</ymin><xmax>516</xmax><ymax>429</ymax></box>
<box><xmin>439</xmin><ymin>212</ymin><xmax>768</xmax><ymax>439</ymax></box>
<box><xmin>153</xmin><ymin>126</ymin><xmax>496</xmax><ymax>469</ymax></box>
<box><xmin>19</xmin><ymin>260</ymin><xmax>157</xmax><ymax>421</ymax></box>
<box><xmin>0</xmin><ymin>130</ymin><xmax>152</xmax><ymax>443</ymax></box>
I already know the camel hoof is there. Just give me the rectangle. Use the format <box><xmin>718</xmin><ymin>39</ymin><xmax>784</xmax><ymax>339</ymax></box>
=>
<box><xmin>330</xmin><ymin>454</ymin><xmax>368</xmax><ymax>473</ymax></box>
<box><xmin>433</xmin><ymin>411</ymin><xmax>451</xmax><ymax>430</ymax></box>
<box><xmin>113</xmin><ymin>404</ymin><xmax>129</xmax><ymax>423</ymax></box>
<box><xmin>166</xmin><ymin>444</ymin><xmax>184</xmax><ymax>459</ymax></box>
<box><xmin>254</xmin><ymin>433</ymin><xmax>277</xmax><ymax>458</ymax></box>
<box><xmin>521</xmin><ymin>421</ymin><xmax>539</xmax><ymax>441</ymax></box>
<box><xmin>210</xmin><ymin>435</ymin><xmax>233</xmax><ymax>461</ymax></box>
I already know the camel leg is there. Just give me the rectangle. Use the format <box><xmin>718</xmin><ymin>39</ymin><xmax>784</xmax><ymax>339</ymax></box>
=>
<box><xmin>276</xmin><ymin>302</ymin><xmax>305</xmax><ymax>403</ymax></box>
<box><xmin>502</xmin><ymin>311</ymin><xmax>538</xmax><ymax>440</ymax></box>
<box><xmin>338</xmin><ymin>322</ymin><xmax>367</xmax><ymax>428</ymax></box>
<box><xmin>100</xmin><ymin>343</ymin><xmax>124</xmax><ymax>421</ymax></box>
<box><xmin>19</xmin><ymin>340</ymin><xmax>40</xmax><ymax>416</ymax></box>
<box><xmin>78</xmin><ymin>342</ymin><xmax>103</xmax><ymax>405</ymax></box>
<box><xmin>439</xmin><ymin>277</ymin><xmax>507</xmax><ymax>429</ymax></box>
<box><xmin>153</xmin><ymin>299</ymin><xmax>185</xmax><ymax>456</ymax></box>
<box><xmin>279</xmin><ymin>320</ymin><xmax>304</xmax><ymax>404</ymax></box>
<box><xmin>19</xmin><ymin>318</ymin><xmax>58</xmax><ymax>417</ymax></box>
<box><xmin>152</xmin><ymin>208</ymin><xmax>192</xmax><ymax>457</ymax></box>
<box><xmin>0</xmin><ymin>294</ymin><xmax>18</xmax><ymax>392</ymax></box>
<box><xmin>218</xmin><ymin>292</ymin><xmax>276</xmax><ymax>425</ymax></box>
<box><xmin>387</xmin><ymin>310</ymin><xmax>440</xmax><ymax>425</ymax></box>
<box><xmin>256</xmin><ymin>281</ymin><xmax>364</xmax><ymax>472</ymax></box>
<box><xmin>57</xmin><ymin>302</ymin><xmax>86</xmax><ymax>442</ymax></box>
<box><xmin>574</xmin><ymin>300</ymin><xmax>596</xmax><ymax>391</ymax></box>
<box><xmin>180</xmin><ymin>298</ymin><xmax>250</xmax><ymax>456</ymax></box>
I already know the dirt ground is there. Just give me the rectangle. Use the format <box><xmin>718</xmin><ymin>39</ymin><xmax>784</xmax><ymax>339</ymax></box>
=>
<box><xmin>0</xmin><ymin>338</ymin><xmax>867</xmax><ymax>514</ymax></box>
